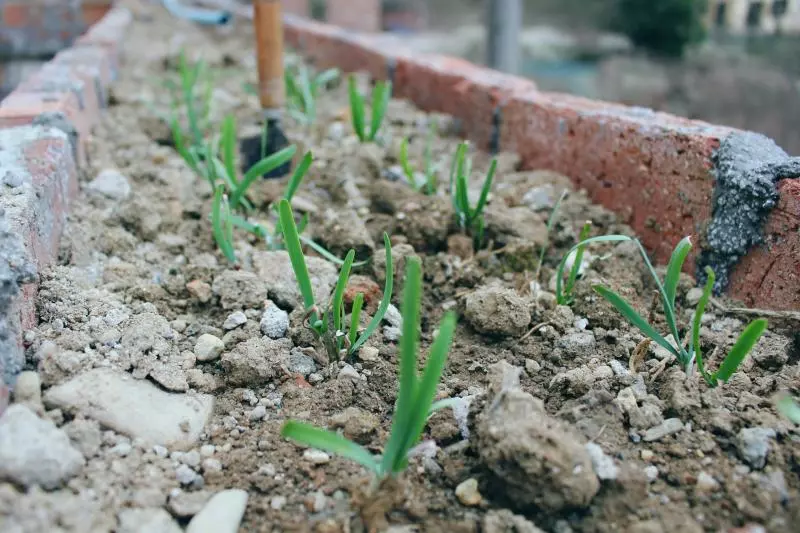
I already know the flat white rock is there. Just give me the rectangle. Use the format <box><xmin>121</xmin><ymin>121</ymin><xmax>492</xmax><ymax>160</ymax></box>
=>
<box><xmin>187</xmin><ymin>489</ymin><xmax>249</xmax><ymax>533</ymax></box>
<box><xmin>0</xmin><ymin>404</ymin><xmax>84</xmax><ymax>489</ymax></box>
<box><xmin>43</xmin><ymin>368</ymin><xmax>214</xmax><ymax>449</ymax></box>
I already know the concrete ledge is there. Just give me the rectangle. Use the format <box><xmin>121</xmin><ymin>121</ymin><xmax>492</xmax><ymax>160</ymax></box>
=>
<box><xmin>283</xmin><ymin>14</ymin><xmax>800</xmax><ymax>311</ymax></box>
<box><xmin>0</xmin><ymin>5</ymin><xmax>132</xmax><ymax>389</ymax></box>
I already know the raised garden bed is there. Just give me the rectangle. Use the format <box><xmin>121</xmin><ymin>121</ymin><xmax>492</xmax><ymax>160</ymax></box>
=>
<box><xmin>1</xmin><ymin>3</ymin><xmax>799</xmax><ymax>533</ymax></box>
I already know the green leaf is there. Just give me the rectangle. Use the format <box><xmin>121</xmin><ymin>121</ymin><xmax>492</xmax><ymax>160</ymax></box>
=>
<box><xmin>632</xmin><ymin>239</ymin><xmax>683</xmax><ymax>361</ymax></box>
<box><xmin>220</xmin><ymin>115</ymin><xmax>238</xmax><ymax>189</ymax></box>
<box><xmin>448</xmin><ymin>142</ymin><xmax>467</xmax><ymax>214</ymax></box>
<box><xmin>399</xmin><ymin>137</ymin><xmax>417</xmax><ymax>188</ymax></box>
<box><xmin>211</xmin><ymin>185</ymin><xmax>236</xmax><ymax>263</ymax></box>
<box><xmin>348</xmin><ymin>292</ymin><xmax>364</xmax><ymax>349</ymax></box>
<box><xmin>473</xmin><ymin>157</ymin><xmax>497</xmax><ymax>220</ymax></box>
<box><xmin>664</xmin><ymin>236</ymin><xmax>693</xmax><ymax>310</ymax></box>
<box><xmin>714</xmin><ymin>318</ymin><xmax>768</xmax><ymax>384</ymax></box>
<box><xmin>298</xmin><ymin>236</ymin><xmax>369</xmax><ymax>267</ymax></box>
<box><xmin>280</xmin><ymin>421</ymin><xmax>380</xmax><ymax>474</ymax></box>
<box><xmin>331</xmin><ymin>250</ymin><xmax>356</xmax><ymax>335</ymax></box>
<box><xmin>278</xmin><ymin>200</ymin><xmax>317</xmax><ymax>322</ymax></box>
<box><xmin>396</xmin><ymin>311</ymin><xmax>457</xmax><ymax>473</ymax></box>
<box><xmin>284</xmin><ymin>151</ymin><xmax>313</xmax><ymax>202</ymax></box>
<box><xmin>563</xmin><ymin>221</ymin><xmax>592</xmax><ymax>300</ymax></box>
<box><xmin>381</xmin><ymin>255</ymin><xmax>421</xmax><ymax>475</ymax></box>
<box><xmin>691</xmin><ymin>266</ymin><xmax>716</xmax><ymax>383</ymax></box>
<box><xmin>348</xmin><ymin>75</ymin><xmax>365</xmax><ymax>142</ymax></box>
<box><xmin>368</xmin><ymin>80</ymin><xmax>392</xmax><ymax>142</ymax></box>
<box><xmin>593</xmin><ymin>284</ymin><xmax>681</xmax><ymax>358</ymax></box>
<box><xmin>351</xmin><ymin>233</ymin><xmax>393</xmax><ymax>354</ymax></box>
<box><xmin>555</xmin><ymin>235</ymin><xmax>632</xmax><ymax>304</ymax></box>
<box><xmin>776</xmin><ymin>393</ymin><xmax>800</xmax><ymax>424</ymax></box>
<box><xmin>316</xmin><ymin>68</ymin><xmax>340</xmax><ymax>88</ymax></box>
<box><xmin>235</xmin><ymin>145</ymin><xmax>297</xmax><ymax>206</ymax></box>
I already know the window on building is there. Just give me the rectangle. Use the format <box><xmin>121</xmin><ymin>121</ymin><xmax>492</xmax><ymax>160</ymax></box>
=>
<box><xmin>773</xmin><ymin>0</ymin><xmax>788</xmax><ymax>17</ymax></box>
<box><xmin>715</xmin><ymin>1</ymin><xmax>727</xmax><ymax>26</ymax></box>
<box><xmin>746</xmin><ymin>1</ymin><xmax>763</xmax><ymax>27</ymax></box>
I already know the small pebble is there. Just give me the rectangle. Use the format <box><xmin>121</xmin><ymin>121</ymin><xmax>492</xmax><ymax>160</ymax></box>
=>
<box><xmin>176</xmin><ymin>464</ymin><xmax>198</xmax><ymax>485</ymax></box>
<box><xmin>12</xmin><ymin>371</ymin><xmax>42</xmax><ymax>407</ymax></box>
<box><xmin>223</xmin><ymin>311</ymin><xmax>247</xmax><ymax>330</ymax></box>
<box><xmin>200</xmin><ymin>445</ymin><xmax>215</xmax><ymax>457</ymax></box>
<box><xmin>644</xmin><ymin>465</ymin><xmax>659</xmax><ymax>482</ymax></box>
<box><xmin>202</xmin><ymin>458</ymin><xmax>222</xmax><ymax>472</ymax></box>
<box><xmin>260</xmin><ymin>304</ymin><xmax>289</xmax><ymax>339</ymax></box>
<box><xmin>249</xmin><ymin>406</ymin><xmax>267</xmax><ymax>422</ymax></box>
<box><xmin>3</xmin><ymin>171</ymin><xmax>23</xmax><ymax>188</ymax></box>
<box><xmin>195</xmin><ymin>334</ymin><xmax>225</xmax><ymax>362</ymax></box>
<box><xmin>695</xmin><ymin>471</ymin><xmax>720</xmax><ymax>493</ymax></box>
<box><xmin>337</xmin><ymin>364</ymin><xmax>360</xmax><ymax>381</ymax></box>
<box><xmin>270</xmin><ymin>496</ymin><xmax>287</xmax><ymax>510</ymax></box>
<box><xmin>153</xmin><ymin>445</ymin><xmax>169</xmax><ymax>458</ymax></box>
<box><xmin>455</xmin><ymin>478</ymin><xmax>482</xmax><ymax>506</ymax></box>
<box><xmin>357</xmin><ymin>346</ymin><xmax>379</xmax><ymax>362</ymax></box>
<box><xmin>182</xmin><ymin>450</ymin><xmax>201</xmax><ymax>468</ymax></box>
<box><xmin>640</xmin><ymin>449</ymin><xmax>654</xmax><ymax>461</ymax></box>
<box><xmin>111</xmin><ymin>442</ymin><xmax>132</xmax><ymax>456</ymax></box>
<box><xmin>303</xmin><ymin>449</ymin><xmax>330</xmax><ymax>465</ymax></box>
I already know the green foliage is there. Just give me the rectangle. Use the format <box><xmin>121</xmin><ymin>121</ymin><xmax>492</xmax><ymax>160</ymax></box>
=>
<box><xmin>449</xmin><ymin>141</ymin><xmax>497</xmax><ymax>249</ymax></box>
<box><xmin>534</xmin><ymin>189</ymin><xmax>568</xmax><ymax>284</ymax></box>
<box><xmin>348</xmin><ymin>75</ymin><xmax>392</xmax><ymax>143</ymax></box>
<box><xmin>280</xmin><ymin>256</ymin><xmax>457</xmax><ymax>478</ymax></box>
<box><xmin>398</xmin><ymin>123</ymin><xmax>439</xmax><ymax>195</ymax></box>
<box><xmin>278</xmin><ymin>199</ymin><xmax>393</xmax><ymax>361</ymax></box>
<box><xmin>610</xmin><ymin>0</ymin><xmax>708</xmax><ymax>58</ymax></box>
<box><xmin>285</xmin><ymin>65</ymin><xmax>340</xmax><ymax>125</ymax></box>
<box><xmin>576</xmin><ymin>235</ymin><xmax>768</xmax><ymax>386</ymax></box>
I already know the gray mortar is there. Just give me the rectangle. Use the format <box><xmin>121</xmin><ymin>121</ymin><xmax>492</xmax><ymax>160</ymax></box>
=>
<box><xmin>697</xmin><ymin>131</ymin><xmax>800</xmax><ymax>293</ymax></box>
<box><xmin>32</xmin><ymin>112</ymin><xmax>80</xmax><ymax>165</ymax></box>
<box><xmin>0</xmin><ymin>208</ymin><xmax>36</xmax><ymax>387</ymax></box>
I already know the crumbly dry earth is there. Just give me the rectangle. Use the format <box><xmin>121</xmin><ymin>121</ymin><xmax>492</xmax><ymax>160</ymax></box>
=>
<box><xmin>2</xmin><ymin>2</ymin><xmax>800</xmax><ymax>532</ymax></box>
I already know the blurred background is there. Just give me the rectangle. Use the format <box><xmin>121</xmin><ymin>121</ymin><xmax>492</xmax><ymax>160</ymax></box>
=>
<box><xmin>315</xmin><ymin>0</ymin><xmax>800</xmax><ymax>154</ymax></box>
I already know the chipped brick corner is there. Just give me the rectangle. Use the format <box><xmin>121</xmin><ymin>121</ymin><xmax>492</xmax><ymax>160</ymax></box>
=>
<box><xmin>283</xmin><ymin>15</ymin><xmax>800</xmax><ymax>311</ymax></box>
<box><xmin>0</xmin><ymin>4</ymin><xmax>132</xmax><ymax>388</ymax></box>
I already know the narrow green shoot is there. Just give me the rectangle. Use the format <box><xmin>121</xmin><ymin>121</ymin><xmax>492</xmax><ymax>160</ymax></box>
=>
<box><xmin>285</xmin><ymin>64</ymin><xmax>340</xmax><ymax>125</ymax></box>
<box><xmin>399</xmin><ymin>128</ymin><xmax>439</xmax><ymax>195</ymax></box>
<box><xmin>211</xmin><ymin>185</ymin><xmax>236</xmax><ymax>263</ymax></box>
<box><xmin>280</xmin><ymin>257</ymin><xmax>457</xmax><ymax>478</ymax></box>
<box><xmin>279</xmin><ymin>199</ymin><xmax>393</xmax><ymax>360</ymax></box>
<box><xmin>561</xmin><ymin>221</ymin><xmax>592</xmax><ymax>303</ymax></box>
<box><xmin>348</xmin><ymin>74</ymin><xmax>392</xmax><ymax>143</ymax></box>
<box><xmin>348</xmin><ymin>292</ymin><xmax>364</xmax><ymax>349</ymax></box>
<box><xmin>449</xmin><ymin>141</ymin><xmax>498</xmax><ymax>249</ymax></box>
<box><xmin>585</xmin><ymin>236</ymin><xmax>768</xmax><ymax>386</ymax></box>
<box><xmin>533</xmin><ymin>189</ymin><xmax>568</xmax><ymax>284</ymax></box>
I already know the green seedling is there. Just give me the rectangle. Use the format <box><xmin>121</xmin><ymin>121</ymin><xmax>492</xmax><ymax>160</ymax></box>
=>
<box><xmin>279</xmin><ymin>199</ymin><xmax>392</xmax><ymax>360</ymax></box>
<box><xmin>399</xmin><ymin>122</ymin><xmax>439</xmax><ymax>195</ymax></box>
<box><xmin>285</xmin><ymin>65</ymin><xmax>340</xmax><ymax>125</ymax></box>
<box><xmin>555</xmin><ymin>220</ymin><xmax>593</xmax><ymax>305</ymax></box>
<box><xmin>449</xmin><ymin>141</ymin><xmax>498</xmax><ymax>249</ymax></box>
<box><xmin>533</xmin><ymin>189</ymin><xmax>568</xmax><ymax>285</ymax></box>
<box><xmin>565</xmin><ymin>235</ymin><xmax>769</xmax><ymax>386</ymax></box>
<box><xmin>280</xmin><ymin>256</ymin><xmax>457</xmax><ymax>479</ymax></box>
<box><xmin>348</xmin><ymin>74</ymin><xmax>392</xmax><ymax>143</ymax></box>
<box><xmin>776</xmin><ymin>393</ymin><xmax>800</xmax><ymax>424</ymax></box>
<box><xmin>211</xmin><ymin>184</ymin><xmax>236</xmax><ymax>263</ymax></box>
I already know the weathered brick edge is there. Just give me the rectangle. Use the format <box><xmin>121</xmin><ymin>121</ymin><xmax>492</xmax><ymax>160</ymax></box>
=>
<box><xmin>283</xmin><ymin>14</ymin><xmax>800</xmax><ymax>311</ymax></box>
<box><xmin>0</xmin><ymin>6</ymin><xmax>132</xmax><ymax>392</ymax></box>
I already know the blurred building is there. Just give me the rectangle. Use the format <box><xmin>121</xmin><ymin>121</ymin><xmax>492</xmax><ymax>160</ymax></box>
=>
<box><xmin>707</xmin><ymin>0</ymin><xmax>800</xmax><ymax>34</ymax></box>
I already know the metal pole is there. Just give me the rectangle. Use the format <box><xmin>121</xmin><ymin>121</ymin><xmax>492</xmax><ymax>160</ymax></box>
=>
<box><xmin>486</xmin><ymin>0</ymin><xmax>521</xmax><ymax>74</ymax></box>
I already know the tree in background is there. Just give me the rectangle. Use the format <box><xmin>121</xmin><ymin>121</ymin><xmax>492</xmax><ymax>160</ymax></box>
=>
<box><xmin>611</xmin><ymin>0</ymin><xmax>708</xmax><ymax>58</ymax></box>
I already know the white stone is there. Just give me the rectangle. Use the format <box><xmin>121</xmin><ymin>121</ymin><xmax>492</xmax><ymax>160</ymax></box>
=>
<box><xmin>585</xmin><ymin>442</ymin><xmax>619</xmax><ymax>480</ymax></box>
<box><xmin>303</xmin><ymin>449</ymin><xmax>331</xmax><ymax>464</ymax></box>
<box><xmin>195</xmin><ymin>334</ymin><xmax>225</xmax><ymax>362</ymax></box>
<box><xmin>337</xmin><ymin>364</ymin><xmax>360</xmax><ymax>381</ymax></box>
<box><xmin>223</xmin><ymin>311</ymin><xmax>247</xmax><ymax>330</ymax></box>
<box><xmin>87</xmin><ymin>168</ymin><xmax>131</xmax><ymax>200</ymax></box>
<box><xmin>0</xmin><ymin>404</ymin><xmax>84</xmax><ymax>489</ymax></box>
<box><xmin>260</xmin><ymin>304</ymin><xmax>289</xmax><ymax>339</ymax></box>
<box><xmin>202</xmin><ymin>458</ymin><xmax>222</xmax><ymax>472</ymax></box>
<box><xmin>644</xmin><ymin>465</ymin><xmax>659</xmax><ymax>482</ymax></box>
<box><xmin>643</xmin><ymin>418</ymin><xmax>684</xmax><ymax>442</ymax></box>
<box><xmin>176</xmin><ymin>464</ymin><xmax>198</xmax><ymax>485</ymax></box>
<box><xmin>117</xmin><ymin>508</ymin><xmax>182</xmax><ymax>533</ymax></box>
<box><xmin>187</xmin><ymin>489</ymin><xmax>248</xmax><ymax>533</ymax></box>
<box><xmin>455</xmin><ymin>478</ymin><xmax>482</xmax><ymax>506</ymax></box>
<box><xmin>12</xmin><ymin>371</ymin><xmax>41</xmax><ymax>407</ymax></box>
<box><xmin>43</xmin><ymin>368</ymin><xmax>214</xmax><ymax>449</ymax></box>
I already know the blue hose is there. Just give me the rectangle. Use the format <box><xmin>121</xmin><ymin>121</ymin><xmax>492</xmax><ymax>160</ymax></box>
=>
<box><xmin>162</xmin><ymin>0</ymin><xmax>232</xmax><ymax>25</ymax></box>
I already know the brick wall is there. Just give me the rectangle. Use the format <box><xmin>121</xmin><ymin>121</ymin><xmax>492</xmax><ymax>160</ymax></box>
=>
<box><xmin>326</xmin><ymin>0</ymin><xmax>382</xmax><ymax>32</ymax></box>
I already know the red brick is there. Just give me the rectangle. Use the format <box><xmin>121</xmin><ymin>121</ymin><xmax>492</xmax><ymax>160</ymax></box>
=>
<box><xmin>727</xmin><ymin>179</ymin><xmax>800</xmax><ymax>310</ymax></box>
<box><xmin>2</xmin><ymin>4</ymin><xmax>29</xmax><ymax>28</ymax></box>
<box><xmin>18</xmin><ymin>62</ymin><xmax>103</xmax><ymax>130</ymax></box>
<box><xmin>0</xmin><ymin>90</ymin><xmax>89</xmax><ymax>165</ymax></box>
<box><xmin>53</xmin><ymin>45</ymin><xmax>115</xmax><ymax>97</ymax></box>
<box><xmin>326</xmin><ymin>0</ymin><xmax>381</xmax><ymax>32</ymax></box>
<box><xmin>75</xmin><ymin>6</ymin><xmax>133</xmax><ymax>76</ymax></box>
<box><xmin>82</xmin><ymin>1</ymin><xmax>113</xmax><ymax>26</ymax></box>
